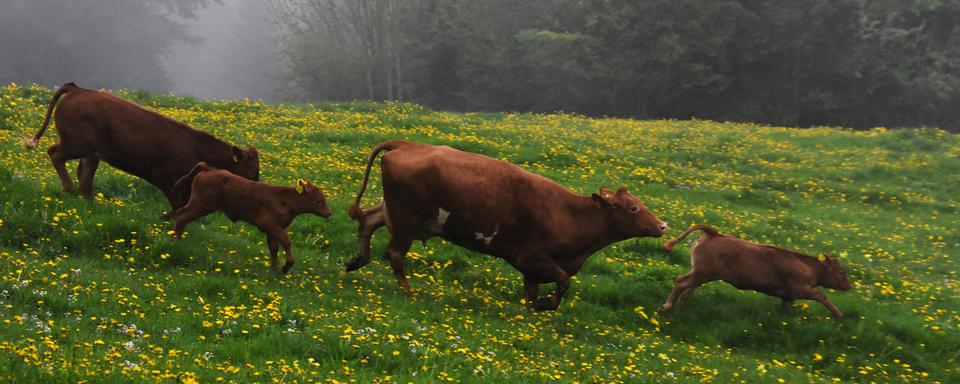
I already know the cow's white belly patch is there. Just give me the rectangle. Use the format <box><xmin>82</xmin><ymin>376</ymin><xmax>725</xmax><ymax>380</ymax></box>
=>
<box><xmin>430</xmin><ymin>208</ymin><xmax>451</xmax><ymax>234</ymax></box>
<box><xmin>475</xmin><ymin>226</ymin><xmax>499</xmax><ymax>245</ymax></box>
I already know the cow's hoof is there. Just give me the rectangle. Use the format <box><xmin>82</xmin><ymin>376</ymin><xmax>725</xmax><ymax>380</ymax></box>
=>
<box><xmin>281</xmin><ymin>262</ymin><xmax>294</xmax><ymax>275</ymax></box>
<box><xmin>344</xmin><ymin>256</ymin><xmax>370</xmax><ymax>272</ymax></box>
<box><xmin>533</xmin><ymin>298</ymin><xmax>557</xmax><ymax>311</ymax></box>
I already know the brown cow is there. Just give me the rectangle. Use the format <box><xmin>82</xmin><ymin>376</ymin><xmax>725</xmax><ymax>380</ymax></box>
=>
<box><xmin>659</xmin><ymin>224</ymin><xmax>852</xmax><ymax>318</ymax></box>
<box><xmin>346</xmin><ymin>140</ymin><xmax>668</xmax><ymax>311</ymax></box>
<box><xmin>171</xmin><ymin>162</ymin><xmax>332</xmax><ymax>274</ymax></box>
<box><xmin>23</xmin><ymin>82</ymin><xmax>259</xmax><ymax>215</ymax></box>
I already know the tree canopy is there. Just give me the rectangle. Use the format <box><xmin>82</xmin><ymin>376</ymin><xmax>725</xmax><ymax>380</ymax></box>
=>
<box><xmin>273</xmin><ymin>0</ymin><xmax>960</xmax><ymax>131</ymax></box>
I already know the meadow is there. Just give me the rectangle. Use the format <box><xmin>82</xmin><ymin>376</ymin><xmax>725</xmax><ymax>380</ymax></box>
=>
<box><xmin>0</xmin><ymin>83</ymin><xmax>957</xmax><ymax>383</ymax></box>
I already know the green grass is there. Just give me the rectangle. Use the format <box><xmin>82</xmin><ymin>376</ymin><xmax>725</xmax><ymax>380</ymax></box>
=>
<box><xmin>0</xmin><ymin>83</ymin><xmax>957</xmax><ymax>383</ymax></box>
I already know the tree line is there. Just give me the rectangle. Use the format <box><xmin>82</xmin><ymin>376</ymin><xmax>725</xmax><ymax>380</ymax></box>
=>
<box><xmin>0</xmin><ymin>0</ymin><xmax>215</xmax><ymax>93</ymax></box>
<box><xmin>272</xmin><ymin>0</ymin><xmax>960</xmax><ymax>131</ymax></box>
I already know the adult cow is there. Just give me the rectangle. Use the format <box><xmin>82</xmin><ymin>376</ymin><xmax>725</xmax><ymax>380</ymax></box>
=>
<box><xmin>346</xmin><ymin>140</ymin><xmax>668</xmax><ymax>311</ymax></box>
<box><xmin>23</xmin><ymin>82</ymin><xmax>259</xmax><ymax>215</ymax></box>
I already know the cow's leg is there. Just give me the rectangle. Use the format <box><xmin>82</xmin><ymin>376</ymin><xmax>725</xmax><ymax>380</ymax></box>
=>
<box><xmin>522</xmin><ymin>275</ymin><xmax>540</xmax><ymax>306</ymax></box>
<box><xmin>77</xmin><ymin>157</ymin><xmax>100</xmax><ymax>198</ymax></box>
<box><xmin>385</xmin><ymin>234</ymin><xmax>413</xmax><ymax>290</ymax></box>
<box><xmin>532</xmin><ymin>264</ymin><xmax>571</xmax><ymax>311</ymax></box>
<box><xmin>267</xmin><ymin>235</ymin><xmax>280</xmax><ymax>272</ymax></box>
<box><xmin>47</xmin><ymin>144</ymin><xmax>78</xmax><ymax>193</ymax></box>
<box><xmin>345</xmin><ymin>203</ymin><xmax>386</xmax><ymax>272</ymax></box>
<box><xmin>261</xmin><ymin>226</ymin><xmax>295</xmax><ymax>274</ymax></box>
<box><xmin>157</xmin><ymin>176</ymin><xmax>187</xmax><ymax>220</ymax></box>
<box><xmin>800</xmin><ymin>288</ymin><xmax>843</xmax><ymax>318</ymax></box>
<box><xmin>779</xmin><ymin>299</ymin><xmax>795</xmax><ymax>313</ymax></box>
<box><xmin>659</xmin><ymin>272</ymin><xmax>708</xmax><ymax>313</ymax></box>
<box><xmin>276</xmin><ymin>230</ymin><xmax>296</xmax><ymax>274</ymax></box>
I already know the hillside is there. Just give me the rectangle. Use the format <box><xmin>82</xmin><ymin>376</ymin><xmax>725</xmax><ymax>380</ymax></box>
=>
<box><xmin>1</xmin><ymin>84</ymin><xmax>958</xmax><ymax>383</ymax></box>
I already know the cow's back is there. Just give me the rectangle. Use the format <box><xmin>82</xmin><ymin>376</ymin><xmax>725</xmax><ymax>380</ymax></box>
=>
<box><xmin>54</xmin><ymin>89</ymin><xmax>224</xmax><ymax>180</ymax></box>
<box><xmin>693</xmin><ymin>236</ymin><xmax>817</xmax><ymax>291</ymax></box>
<box><xmin>380</xmin><ymin>144</ymin><xmax>574</xmax><ymax>253</ymax></box>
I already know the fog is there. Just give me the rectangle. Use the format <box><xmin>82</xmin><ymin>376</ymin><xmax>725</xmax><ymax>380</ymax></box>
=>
<box><xmin>2</xmin><ymin>0</ymin><xmax>957</xmax><ymax>130</ymax></box>
<box><xmin>163</xmin><ymin>0</ymin><xmax>284</xmax><ymax>101</ymax></box>
<box><xmin>0</xmin><ymin>0</ymin><xmax>281</xmax><ymax>101</ymax></box>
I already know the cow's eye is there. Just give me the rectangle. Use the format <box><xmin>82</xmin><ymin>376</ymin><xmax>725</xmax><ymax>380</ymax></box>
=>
<box><xmin>629</xmin><ymin>205</ymin><xmax>640</xmax><ymax>213</ymax></box>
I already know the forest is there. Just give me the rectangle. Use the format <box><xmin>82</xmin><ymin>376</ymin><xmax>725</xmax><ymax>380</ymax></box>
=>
<box><xmin>3</xmin><ymin>0</ymin><xmax>959</xmax><ymax>130</ymax></box>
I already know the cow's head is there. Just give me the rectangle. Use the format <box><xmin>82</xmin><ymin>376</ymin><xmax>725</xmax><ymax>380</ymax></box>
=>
<box><xmin>820</xmin><ymin>255</ymin><xmax>852</xmax><ymax>291</ymax></box>
<box><xmin>231</xmin><ymin>145</ymin><xmax>260</xmax><ymax>182</ymax></box>
<box><xmin>297</xmin><ymin>179</ymin><xmax>333</xmax><ymax>218</ymax></box>
<box><xmin>592</xmin><ymin>186</ymin><xmax>667</xmax><ymax>238</ymax></box>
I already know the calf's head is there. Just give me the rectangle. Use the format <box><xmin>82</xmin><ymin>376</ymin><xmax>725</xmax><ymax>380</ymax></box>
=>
<box><xmin>230</xmin><ymin>145</ymin><xmax>260</xmax><ymax>182</ymax></box>
<box><xmin>592</xmin><ymin>186</ymin><xmax>667</xmax><ymax>238</ymax></box>
<box><xmin>819</xmin><ymin>255</ymin><xmax>852</xmax><ymax>291</ymax></box>
<box><xmin>297</xmin><ymin>179</ymin><xmax>333</xmax><ymax>218</ymax></box>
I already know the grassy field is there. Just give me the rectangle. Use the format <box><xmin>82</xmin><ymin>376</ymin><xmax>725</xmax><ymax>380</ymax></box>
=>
<box><xmin>0</xmin><ymin>83</ymin><xmax>957</xmax><ymax>383</ymax></box>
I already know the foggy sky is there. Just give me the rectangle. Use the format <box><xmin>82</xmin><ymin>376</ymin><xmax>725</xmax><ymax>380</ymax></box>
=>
<box><xmin>162</xmin><ymin>0</ymin><xmax>283</xmax><ymax>101</ymax></box>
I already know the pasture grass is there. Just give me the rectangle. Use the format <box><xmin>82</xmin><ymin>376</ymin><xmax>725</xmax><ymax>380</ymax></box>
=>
<box><xmin>0</xmin><ymin>84</ymin><xmax>958</xmax><ymax>383</ymax></box>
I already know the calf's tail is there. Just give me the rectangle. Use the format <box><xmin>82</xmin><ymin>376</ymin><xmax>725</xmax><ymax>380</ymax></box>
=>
<box><xmin>661</xmin><ymin>224</ymin><xmax>719</xmax><ymax>252</ymax></box>
<box><xmin>23</xmin><ymin>82</ymin><xmax>78</xmax><ymax>149</ymax></box>
<box><xmin>173</xmin><ymin>162</ymin><xmax>214</xmax><ymax>196</ymax></box>
<box><xmin>348</xmin><ymin>140</ymin><xmax>409</xmax><ymax>221</ymax></box>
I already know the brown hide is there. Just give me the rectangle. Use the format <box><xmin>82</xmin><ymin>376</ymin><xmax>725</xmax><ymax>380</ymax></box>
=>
<box><xmin>347</xmin><ymin>140</ymin><xmax>668</xmax><ymax>311</ymax></box>
<box><xmin>171</xmin><ymin>163</ymin><xmax>331</xmax><ymax>274</ymax></box>
<box><xmin>659</xmin><ymin>224</ymin><xmax>852</xmax><ymax>318</ymax></box>
<box><xmin>23</xmin><ymin>83</ymin><xmax>259</xmax><ymax>214</ymax></box>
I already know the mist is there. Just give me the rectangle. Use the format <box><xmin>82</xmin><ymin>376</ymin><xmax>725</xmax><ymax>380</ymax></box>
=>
<box><xmin>0</xmin><ymin>0</ymin><xmax>281</xmax><ymax>101</ymax></box>
<box><xmin>163</xmin><ymin>0</ymin><xmax>284</xmax><ymax>101</ymax></box>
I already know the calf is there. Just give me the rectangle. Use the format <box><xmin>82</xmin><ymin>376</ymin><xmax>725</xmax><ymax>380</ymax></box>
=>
<box><xmin>659</xmin><ymin>224</ymin><xmax>852</xmax><ymax>317</ymax></box>
<box><xmin>346</xmin><ymin>140</ymin><xmax>668</xmax><ymax>311</ymax></box>
<box><xmin>171</xmin><ymin>163</ymin><xmax>332</xmax><ymax>274</ymax></box>
<box><xmin>23</xmin><ymin>83</ymin><xmax>260</xmax><ymax>215</ymax></box>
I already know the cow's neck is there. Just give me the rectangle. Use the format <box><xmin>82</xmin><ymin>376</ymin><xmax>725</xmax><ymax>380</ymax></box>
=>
<box><xmin>279</xmin><ymin>189</ymin><xmax>309</xmax><ymax>223</ymax></box>
<box><xmin>202</xmin><ymin>138</ymin><xmax>236</xmax><ymax>171</ymax></box>
<box><xmin>566</xmin><ymin>196</ymin><xmax>631</xmax><ymax>255</ymax></box>
<box><xmin>792</xmin><ymin>252</ymin><xmax>826</xmax><ymax>286</ymax></box>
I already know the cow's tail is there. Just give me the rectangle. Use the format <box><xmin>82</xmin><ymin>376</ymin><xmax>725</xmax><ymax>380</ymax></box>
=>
<box><xmin>23</xmin><ymin>82</ymin><xmax>78</xmax><ymax>149</ymax></box>
<box><xmin>348</xmin><ymin>140</ymin><xmax>409</xmax><ymax>221</ymax></box>
<box><xmin>173</xmin><ymin>162</ymin><xmax>214</xmax><ymax>196</ymax></box>
<box><xmin>661</xmin><ymin>224</ymin><xmax>719</xmax><ymax>252</ymax></box>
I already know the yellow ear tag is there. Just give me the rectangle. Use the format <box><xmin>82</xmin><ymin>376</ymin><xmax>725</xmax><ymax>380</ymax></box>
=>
<box><xmin>295</xmin><ymin>179</ymin><xmax>305</xmax><ymax>194</ymax></box>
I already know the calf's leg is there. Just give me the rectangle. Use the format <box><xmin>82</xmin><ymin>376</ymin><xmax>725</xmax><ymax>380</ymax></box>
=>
<box><xmin>171</xmin><ymin>201</ymin><xmax>214</xmax><ymax>238</ymax></box>
<box><xmin>660</xmin><ymin>272</ymin><xmax>708</xmax><ymax>313</ymax></box>
<box><xmin>77</xmin><ymin>157</ymin><xmax>100</xmax><ymax>198</ymax></box>
<box><xmin>345</xmin><ymin>203</ymin><xmax>386</xmax><ymax>272</ymax></box>
<box><xmin>263</xmin><ymin>227</ymin><xmax>296</xmax><ymax>274</ymax></box>
<box><xmin>267</xmin><ymin>235</ymin><xmax>280</xmax><ymax>271</ymax></box>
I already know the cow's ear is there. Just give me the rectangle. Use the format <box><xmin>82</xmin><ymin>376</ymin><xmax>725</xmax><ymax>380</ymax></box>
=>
<box><xmin>232</xmin><ymin>146</ymin><xmax>244</xmax><ymax>162</ymax></box>
<box><xmin>593</xmin><ymin>187</ymin><xmax>615</xmax><ymax>208</ymax></box>
<box><xmin>296</xmin><ymin>179</ymin><xmax>307</xmax><ymax>194</ymax></box>
<box><xmin>616</xmin><ymin>186</ymin><xmax>629</xmax><ymax>196</ymax></box>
